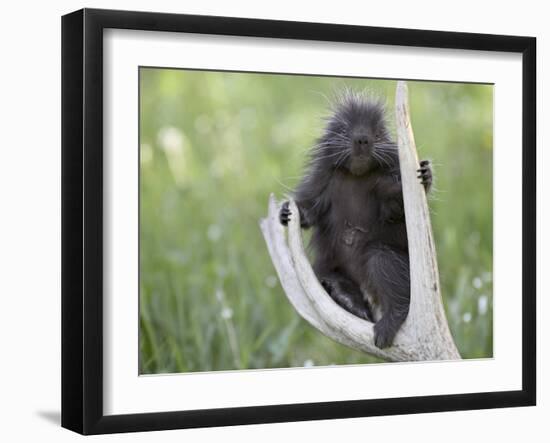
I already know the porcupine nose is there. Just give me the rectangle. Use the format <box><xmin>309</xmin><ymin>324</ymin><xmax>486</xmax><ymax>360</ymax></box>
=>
<box><xmin>353</xmin><ymin>133</ymin><xmax>371</xmax><ymax>155</ymax></box>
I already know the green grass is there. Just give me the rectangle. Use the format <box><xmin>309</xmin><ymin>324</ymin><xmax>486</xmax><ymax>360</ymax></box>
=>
<box><xmin>139</xmin><ymin>68</ymin><xmax>493</xmax><ymax>374</ymax></box>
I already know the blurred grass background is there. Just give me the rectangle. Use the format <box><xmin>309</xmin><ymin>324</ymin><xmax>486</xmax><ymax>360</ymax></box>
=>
<box><xmin>139</xmin><ymin>68</ymin><xmax>493</xmax><ymax>374</ymax></box>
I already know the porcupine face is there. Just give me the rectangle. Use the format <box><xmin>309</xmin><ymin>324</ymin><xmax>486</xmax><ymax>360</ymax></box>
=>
<box><xmin>317</xmin><ymin>93</ymin><xmax>393</xmax><ymax>176</ymax></box>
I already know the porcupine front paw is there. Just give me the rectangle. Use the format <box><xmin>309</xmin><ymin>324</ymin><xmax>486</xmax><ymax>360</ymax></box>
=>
<box><xmin>417</xmin><ymin>159</ymin><xmax>432</xmax><ymax>191</ymax></box>
<box><xmin>279</xmin><ymin>201</ymin><xmax>291</xmax><ymax>226</ymax></box>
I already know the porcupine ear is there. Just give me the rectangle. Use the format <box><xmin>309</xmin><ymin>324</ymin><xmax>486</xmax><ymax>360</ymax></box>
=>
<box><xmin>367</xmin><ymin>93</ymin><xmax>393</xmax><ymax>136</ymax></box>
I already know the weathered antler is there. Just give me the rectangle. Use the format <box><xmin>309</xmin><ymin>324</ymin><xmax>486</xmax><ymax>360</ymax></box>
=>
<box><xmin>259</xmin><ymin>81</ymin><xmax>460</xmax><ymax>362</ymax></box>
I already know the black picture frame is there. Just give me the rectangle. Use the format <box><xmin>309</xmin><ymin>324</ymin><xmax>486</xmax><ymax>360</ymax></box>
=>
<box><xmin>61</xmin><ymin>8</ymin><xmax>536</xmax><ymax>435</ymax></box>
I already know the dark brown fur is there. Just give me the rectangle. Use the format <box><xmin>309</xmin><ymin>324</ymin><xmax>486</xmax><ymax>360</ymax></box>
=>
<box><xmin>280</xmin><ymin>92</ymin><xmax>432</xmax><ymax>348</ymax></box>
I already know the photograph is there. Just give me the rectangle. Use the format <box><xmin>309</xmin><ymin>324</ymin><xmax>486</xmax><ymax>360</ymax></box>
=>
<box><xmin>58</xmin><ymin>6</ymin><xmax>536</xmax><ymax>436</ymax></box>
<box><xmin>0</xmin><ymin>0</ymin><xmax>544</xmax><ymax>439</ymax></box>
<box><xmin>138</xmin><ymin>67</ymin><xmax>494</xmax><ymax>374</ymax></box>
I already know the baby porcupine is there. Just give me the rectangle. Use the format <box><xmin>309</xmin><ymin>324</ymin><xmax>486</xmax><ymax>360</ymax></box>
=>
<box><xmin>280</xmin><ymin>91</ymin><xmax>432</xmax><ymax>348</ymax></box>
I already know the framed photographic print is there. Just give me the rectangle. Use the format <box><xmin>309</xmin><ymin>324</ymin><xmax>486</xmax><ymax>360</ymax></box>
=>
<box><xmin>61</xmin><ymin>8</ymin><xmax>536</xmax><ymax>435</ymax></box>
